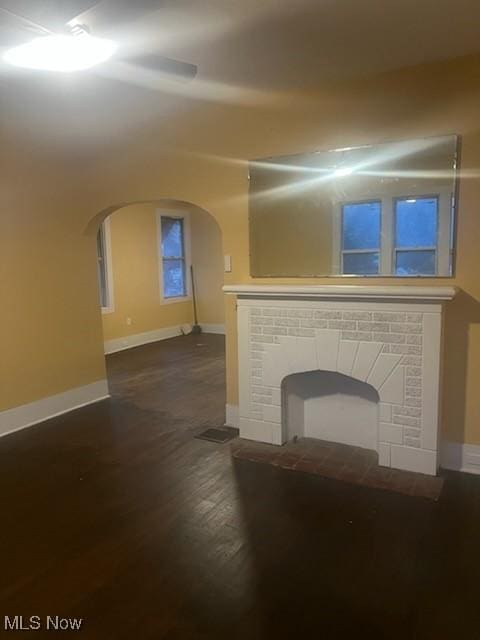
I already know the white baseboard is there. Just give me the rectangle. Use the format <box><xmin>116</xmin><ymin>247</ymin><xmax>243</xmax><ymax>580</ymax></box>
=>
<box><xmin>104</xmin><ymin>325</ymin><xmax>182</xmax><ymax>355</ymax></box>
<box><xmin>201</xmin><ymin>323</ymin><xmax>226</xmax><ymax>335</ymax></box>
<box><xmin>225</xmin><ymin>404</ymin><xmax>239</xmax><ymax>428</ymax></box>
<box><xmin>0</xmin><ymin>379</ymin><xmax>110</xmax><ymax>438</ymax></box>
<box><xmin>104</xmin><ymin>324</ymin><xmax>225</xmax><ymax>355</ymax></box>
<box><xmin>441</xmin><ymin>441</ymin><xmax>480</xmax><ymax>475</ymax></box>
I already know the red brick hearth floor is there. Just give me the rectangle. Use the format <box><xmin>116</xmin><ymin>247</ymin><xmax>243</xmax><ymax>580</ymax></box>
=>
<box><xmin>231</xmin><ymin>437</ymin><xmax>444</xmax><ymax>500</ymax></box>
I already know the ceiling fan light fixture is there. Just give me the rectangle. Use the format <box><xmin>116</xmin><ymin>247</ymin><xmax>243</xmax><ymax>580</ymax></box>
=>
<box><xmin>4</xmin><ymin>33</ymin><xmax>116</xmax><ymax>72</ymax></box>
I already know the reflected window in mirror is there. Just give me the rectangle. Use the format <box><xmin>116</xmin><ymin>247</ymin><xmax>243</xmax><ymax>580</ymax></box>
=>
<box><xmin>336</xmin><ymin>190</ymin><xmax>452</xmax><ymax>277</ymax></box>
<box><xmin>341</xmin><ymin>201</ymin><xmax>381</xmax><ymax>275</ymax></box>
<box><xmin>394</xmin><ymin>197</ymin><xmax>437</xmax><ymax>275</ymax></box>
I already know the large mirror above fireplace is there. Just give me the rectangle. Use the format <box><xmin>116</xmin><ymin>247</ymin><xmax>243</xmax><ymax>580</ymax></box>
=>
<box><xmin>249</xmin><ymin>134</ymin><xmax>458</xmax><ymax>277</ymax></box>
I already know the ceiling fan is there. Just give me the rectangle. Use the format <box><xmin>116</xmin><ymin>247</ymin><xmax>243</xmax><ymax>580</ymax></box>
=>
<box><xmin>0</xmin><ymin>0</ymin><xmax>197</xmax><ymax>78</ymax></box>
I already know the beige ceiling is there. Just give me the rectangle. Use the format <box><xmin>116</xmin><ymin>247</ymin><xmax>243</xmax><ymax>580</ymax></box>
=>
<box><xmin>2</xmin><ymin>0</ymin><xmax>480</xmax><ymax>147</ymax></box>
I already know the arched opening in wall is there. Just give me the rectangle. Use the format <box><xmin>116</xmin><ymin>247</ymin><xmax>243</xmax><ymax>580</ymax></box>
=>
<box><xmin>282</xmin><ymin>371</ymin><xmax>380</xmax><ymax>452</ymax></box>
<box><xmin>89</xmin><ymin>199</ymin><xmax>226</xmax><ymax>430</ymax></box>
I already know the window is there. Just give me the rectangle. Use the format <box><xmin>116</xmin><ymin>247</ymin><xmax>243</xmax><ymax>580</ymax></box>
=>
<box><xmin>160</xmin><ymin>216</ymin><xmax>188</xmax><ymax>299</ymax></box>
<box><xmin>96</xmin><ymin>220</ymin><xmax>113</xmax><ymax>312</ymax></box>
<box><xmin>394</xmin><ymin>197</ymin><xmax>438</xmax><ymax>275</ymax></box>
<box><xmin>336</xmin><ymin>191</ymin><xmax>451</xmax><ymax>276</ymax></box>
<box><xmin>341</xmin><ymin>201</ymin><xmax>381</xmax><ymax>275</ymax></box>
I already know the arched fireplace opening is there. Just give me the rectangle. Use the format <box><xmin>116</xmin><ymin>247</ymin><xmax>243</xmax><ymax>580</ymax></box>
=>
<box><xmin>282</xmin><ymin>371</ymin><xmax>380</xmax><ymax>451</ymax></box>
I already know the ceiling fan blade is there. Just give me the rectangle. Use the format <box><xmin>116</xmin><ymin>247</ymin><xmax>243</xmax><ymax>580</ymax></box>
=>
<box><xmin>50</xmin><ymin>1</ymin><xmax>104</xmax><ymax>27</ymax></box>
<box><xmin>0</xmin><ymin>6</ymin><xmax>52</xmax><ymax>36</ymax></box>
<box><xmin>0</xmin><ymin>1</ymin><xmax>103</xmax><ymax>33</ymax></box>
<box><xmin>67</xmin><ymin>0</ymin><xmax>161</xmax><ymax>30</ymax></box>
<box><xmin>126</xmin><ymin>54</ymin><xmax>198</xmax><ymax>81</ymax></box>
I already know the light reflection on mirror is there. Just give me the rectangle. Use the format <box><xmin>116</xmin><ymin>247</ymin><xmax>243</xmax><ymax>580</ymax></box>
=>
<box><xmin>249</xmin><ymin>135</ymin><xmax>458</xmax><ymax>277</ymax></box>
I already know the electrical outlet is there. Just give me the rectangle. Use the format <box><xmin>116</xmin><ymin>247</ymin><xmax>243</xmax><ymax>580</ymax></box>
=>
<box><xmin>224</xmin><ymin>255</ymin><xmax>232</xmax><ymax>273</ymax></box>
<box><xmin>126</xmin><ymin>317</ymin><xmax>132</xmax><ymax>326</ymax></box>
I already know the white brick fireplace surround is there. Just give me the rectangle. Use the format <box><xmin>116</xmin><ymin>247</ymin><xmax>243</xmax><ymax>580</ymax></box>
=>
<box><xmin>224</xmin><ymin>285</ymin><xmax>457</xmax><ymax>476</ymax></box>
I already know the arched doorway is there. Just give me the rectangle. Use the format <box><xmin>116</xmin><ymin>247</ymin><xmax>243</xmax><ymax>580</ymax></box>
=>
<box><xmin>87</xmin><ymin>198</ymin><xmax>227</xmax><ymax>429</ymax></box>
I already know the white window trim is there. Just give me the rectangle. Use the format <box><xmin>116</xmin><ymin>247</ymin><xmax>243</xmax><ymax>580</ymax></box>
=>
<box><xmin>332</xmin><ymin>186</ymin><xmax>453</xmax><ymax>276</ymax></box>
<box><xmin>156</xmin><ymin>210</ymin><xmax>192</xmax><ymax>304</ymax></box>
<box><xmin>100</xmin><ymin>217</ymin><xmax>115</xmax><ymax>314</ymax></box>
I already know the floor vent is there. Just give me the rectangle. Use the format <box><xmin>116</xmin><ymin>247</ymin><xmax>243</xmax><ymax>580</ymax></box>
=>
<box><xmin>195</xmin><ymin>427</ymin><xmax>239</xmax><ymax>444</ymax></box>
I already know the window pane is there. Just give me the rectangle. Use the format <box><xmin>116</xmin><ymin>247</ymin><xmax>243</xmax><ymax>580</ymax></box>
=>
<box><xmin>395</xmin><ymin>250</ymin><xmax>436</xmax><ymax>275</ymax></box>
<box><xmin>395</xmin><ymin>197</ymin><xmax>437</xmax><ymax>248</ymax></box>
<box><xmin>342</xmin><ymin>201</ymin><xmax>381</xmax><ymax>250</ymax></box>
<box><xmin>343</xmin><ymin>252</ymin><xmax>379</xmax><ymax>275</ymax></box>
<box><xmin>161</xmin><ymin>217</ymin><xmax>184</xmax><ymax>257</ymax></box>
<box><xmin>163</xmin><ymin>259</ymin><xmax>186</xmax><ymax>297</ymax></box>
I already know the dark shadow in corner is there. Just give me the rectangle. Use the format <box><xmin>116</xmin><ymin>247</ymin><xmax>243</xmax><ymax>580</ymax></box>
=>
<box><xmin>441</xmin><ymin>289</ymin><xmax>480</xmax><ymax>446</ymax></box>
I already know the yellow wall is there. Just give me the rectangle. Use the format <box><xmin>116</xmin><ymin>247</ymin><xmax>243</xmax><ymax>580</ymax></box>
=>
<box><xmin>101</xmin><ymin>203</ymin><xmax>224</xmax><ymax>342</ymax></box>
<box><xmin>190</xmin><ymin>208</ymin><xmax>225</xmax><ymax>326</ymax></box>
<box><xmin>2</xmin><ymin>52</ymin><xmax>480</xmax><ymax>450</ymax></box>
<box><xmin>0</xmin><ymin>150</ymin><xmax>106</xmax><ymax>409</ymax></box>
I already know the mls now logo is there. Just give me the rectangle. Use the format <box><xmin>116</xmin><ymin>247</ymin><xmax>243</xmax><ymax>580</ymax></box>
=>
<box><xmin>4</xmin><ymin>615</ymin><xmax>83</xmax><ymax>631</ymax></box>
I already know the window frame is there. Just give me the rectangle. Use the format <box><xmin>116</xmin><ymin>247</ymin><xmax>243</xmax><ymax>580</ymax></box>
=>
<box><xmin>157</xmin><ymin>210</ymin><xmax>192</xmax><ymax>304</ymax></box>
<box><xmin>97</xmin><ymin>218</ymin><xmax>114</xmax><ymax>314</ymax></box>
<box><xmin>332</xmin><ymin>187</ymin><xmax>453</xmax><ymax>276</ymax></box>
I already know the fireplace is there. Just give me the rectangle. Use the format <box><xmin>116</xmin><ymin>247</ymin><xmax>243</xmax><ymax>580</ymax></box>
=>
<box><xmin>224</xmin><ymin>285</ymin><xmax>456</xmax><ymax>475</ymax></box>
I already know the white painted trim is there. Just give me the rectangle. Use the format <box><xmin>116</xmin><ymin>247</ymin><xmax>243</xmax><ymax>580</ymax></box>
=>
<box><xmin>100</xmin><ymin>217</ymin><xmax>115</xmax><ymax>314</ymax></box>
<box><xmin>201</xmin><ymin>323</ymin><xmax>225</xmax><ymax>335</ymax></box>
<box><xmin>441</xmin><ymin>442</ymin><xmax>480</xmax><ymax>475</ymax></box>
<box><xmin>160</xmin><ymin>295</ymin><xmax>193</xmax><ymax>306</ymax></box>
<box><xmin>236</xmin><ymin>297</ymin><xmax>443</xmax><ymax>313</ymax></box>
<box><xmin>0</xmin><ymin>380</ymin><xmax>110</xmax><ymax>438</ymax></box>
<box><xmin>381</xmin><ymin>197</ymin><xmax>394</xmax><ymax>275</ymax></box>
<box><xmin>223</xmin><ymin>284</ymin><xmax>457</xmax><ymax>302</ymax></box>
<box><xmin>104</xmin><ymin>325</ymin><xmax>182</xmax><ymax>355</ymax></box>
<box><xmin>421</xmin><ymin>313</ymin><xmax>442</xmax><ymax>451</ymax></box>
<box><xmin>225</xmin><ymin>404</ymin><xmax>239</xmax><ymax>428</ymax></box>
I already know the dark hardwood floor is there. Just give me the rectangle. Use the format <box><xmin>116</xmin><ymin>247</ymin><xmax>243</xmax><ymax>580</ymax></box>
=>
<box><xmin>1</xmin><ymin>333</ymin><xmax>480</xmax><ymax>639</ymax></box>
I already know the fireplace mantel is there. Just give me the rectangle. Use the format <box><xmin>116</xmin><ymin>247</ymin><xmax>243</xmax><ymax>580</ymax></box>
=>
<box><xmin>223</xmin><ymin>284</ymin><xmax>457</xmax><ymax>302</ymax></box>
<box><xmin>226</xmin><ymin>283</ymin><xmax>457</xmax><ymax>475</ymax></box>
